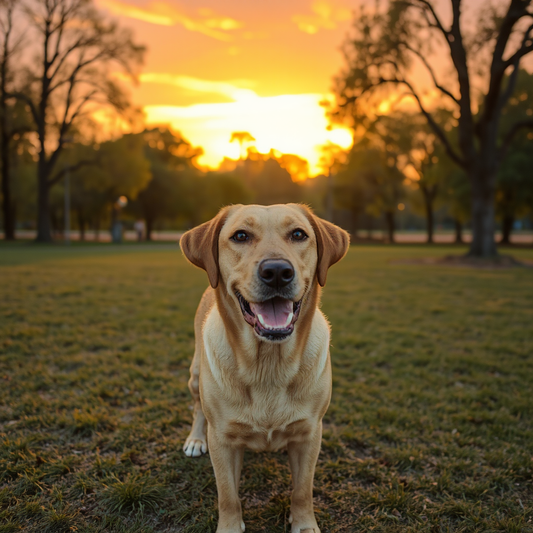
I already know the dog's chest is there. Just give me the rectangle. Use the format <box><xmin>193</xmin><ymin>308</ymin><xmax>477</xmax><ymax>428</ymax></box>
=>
<box><xmin>221</xmin><ymin>389</ymin><xmax>317</xmax><ymax>452</ymax></box>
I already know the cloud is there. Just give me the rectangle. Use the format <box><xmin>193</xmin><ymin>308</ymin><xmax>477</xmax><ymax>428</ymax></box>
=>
<box><xmin>293</xmin><ymin>1</ymin><xmax>351</xmax><ymax>35</ymax></box>
<box><xmin>138</xmin><ymin>73</ymin><xmax>257</xmax><ymax>101</ymax></box>
<box><xmin>97</xmin><ymin>0</ymin><xmax>243</xmax><ymax>41</ymax></box>
<box><xmin>197</xmin><ymin>8</ymin><xmax>244</xmax><ymax>30</ymax></box>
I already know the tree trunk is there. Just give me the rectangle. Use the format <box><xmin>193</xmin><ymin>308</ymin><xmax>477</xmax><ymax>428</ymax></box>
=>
<box><xmin>36</xmin><ymin>159</ymin><xmax>52</xmax><ymax>242</ymax></box>
<box><xmin>500</xmin><ymin>214</ymin><xmax>514</xmax><ymax>245</ymax></box>
<box><xmin>366</xmin><ymin>215</ymin><xmax>373</xmax><ymax>240</ymax></box>
<box><xmin>454</xmin><ymin>219</ymin><xmax>463</xmax><ymax>244</ymax></box>
<box><xmin>146</xmin><ymin>217</ymin><xmax>153</xmax><ymax>241</ymax></box>
<box><xmin>0</xmin><ymin>60</ymin><xmax>14</xmax><ymax>240</ymax></box>
<box><xmin>94</xmin><ymin>216</ymin><xmax>100</xmax><ymax>242</ymax></box>
<box><xmin>78</xmin><ymin>210</ymin><xmax>86</xmax><ymax>242</ymax></box>
<box><xmin>351</xmin><ymin>210</ymin><xmax>358</xmax><ymax>238</ymax></box>
<box><xmin>384</xmin><ymin>211</ymin><xmax>395</xmax><ymax>243</ymax></box>
<box><xmin>421</xmin><ymin>186</ymin><xmax>435</xmax><ymax>244</ymax></box>
<box><xmin>0</xmin><ymin>143</ymin><xmax>14</xmax><ymax>240</ymax></box>
<box><xmin>468</xmin><ymin>175</ymin><xmax>497</xmax><ymax>257</ymax></box>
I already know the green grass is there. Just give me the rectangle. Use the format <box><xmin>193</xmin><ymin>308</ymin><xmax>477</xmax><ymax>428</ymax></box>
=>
<box><xmin>0</xmin><ymin>242</ymin><xmax>532</xmax><ymax>532</ymax></box>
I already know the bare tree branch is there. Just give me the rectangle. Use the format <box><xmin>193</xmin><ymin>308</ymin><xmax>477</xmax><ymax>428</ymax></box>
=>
<box><xmin>400</xmin><ymin>41</ymin><xmax>459</xmax><ymax>104</ymax></box>
<box><xmin>396</xmin><ymin>77</ymin><xmax>465</xmax><ymax>168</ymax></box>
<box><xmin>49</xmin><ymin>157</ymin><xmax>99</xmax><ymax>187</ymax></box>
<box><xmin>405</xmin><ymin>0</ymin><xmax>450</xmax><ymax>37</ymax></box>
<box><xmin>504</xmin><ymin>22</ymin><xmax>533</xmax><ymax>67</ymax></box>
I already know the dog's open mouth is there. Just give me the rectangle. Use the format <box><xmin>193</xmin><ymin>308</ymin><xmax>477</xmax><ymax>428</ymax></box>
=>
<box><xmin>236</xmin><ymin>291</ymin><xmax>302</xmax><ymax>341</ymax></box>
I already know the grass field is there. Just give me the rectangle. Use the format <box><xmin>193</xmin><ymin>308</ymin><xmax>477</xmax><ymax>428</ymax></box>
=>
<box><xmin>1</xmin><ymin>242</ymin><xmax>532</xmax><ymax>532</ymax></box>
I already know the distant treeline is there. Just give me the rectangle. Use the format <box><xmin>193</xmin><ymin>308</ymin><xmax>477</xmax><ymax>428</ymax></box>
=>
<box><xmin>6</xmin><ymin>118</ymin><xmax>533</xmax><ymax>244</ymax></box>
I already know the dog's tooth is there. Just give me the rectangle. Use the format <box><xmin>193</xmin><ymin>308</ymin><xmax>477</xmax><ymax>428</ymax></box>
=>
<box><xmin>258</xmin><ymin>314</ymin><xmax>266</xmax><ymax>327</ymax></box>
<box><xmin>284</xmin><ymin>312</ymin><xmax>293</xmax><ymax>327</ymax></box>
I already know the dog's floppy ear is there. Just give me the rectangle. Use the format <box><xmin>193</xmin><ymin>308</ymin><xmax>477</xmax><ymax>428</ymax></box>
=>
<box><xmin>180</xmin><ymin>207</ymin><xmax>230</xmax><ymax>288</ymax></box>
<box><xmin>299</xmin><ymin>205</ymin><xmax>350</xmax><ymax>287</ymax></box>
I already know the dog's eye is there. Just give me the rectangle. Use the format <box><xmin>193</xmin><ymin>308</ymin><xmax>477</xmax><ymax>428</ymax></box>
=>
<box><xmin>232</xmin><ymin>230</ymin><xmax>249</xmax><ymax>242</ymax></box>
<box><xmin>291</xmin><ymin>229</ymin><xmax>308</xmax><ymax>241</ymax></box>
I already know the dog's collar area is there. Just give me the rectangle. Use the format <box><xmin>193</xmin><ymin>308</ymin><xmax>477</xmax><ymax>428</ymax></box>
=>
<box><xmin>235</xmin><ymin>290</ymin><xmax>302</xmax><ymax>341</ymax></box>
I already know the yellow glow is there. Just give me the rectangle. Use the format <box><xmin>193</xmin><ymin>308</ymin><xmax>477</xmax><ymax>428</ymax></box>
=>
<box><xmin>377</xmin><ymin>100</ymin><xmax>391</xmax><ymax>114</ymax></box>
<box><xmin>144</xmin><ymin>91</ymin><xmax>352</xmax><ymax>176</ymax></box>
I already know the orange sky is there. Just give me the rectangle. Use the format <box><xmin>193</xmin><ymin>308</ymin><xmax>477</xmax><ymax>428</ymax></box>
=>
<box><xmin>95</xmin><ymin>0</ymin><xmax>356</xmax><ymax>174</ymax></box>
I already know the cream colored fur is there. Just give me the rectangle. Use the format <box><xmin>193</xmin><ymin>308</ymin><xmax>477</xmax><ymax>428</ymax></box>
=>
<box><xmin>180</xmin><ymin>204</ymin><xmax>349</xmax><ymax>533</ymax></box>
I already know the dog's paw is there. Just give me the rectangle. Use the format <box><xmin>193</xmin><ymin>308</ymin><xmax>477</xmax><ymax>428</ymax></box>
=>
<box><xmin>289</xmin><ymin>514</ymin><xmax>320</xmax><ymax>533</ymax></box>
<box><xmin>183</xmin><ymin>437</ymin><xmax>207</xmax><ymax>457</ymax></box>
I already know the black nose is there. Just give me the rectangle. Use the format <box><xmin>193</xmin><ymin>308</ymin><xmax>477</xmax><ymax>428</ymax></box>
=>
<box><xmin>258</xmin><ymin>259</ymin><xmax>295</xmax><ymax>289</ymax></box>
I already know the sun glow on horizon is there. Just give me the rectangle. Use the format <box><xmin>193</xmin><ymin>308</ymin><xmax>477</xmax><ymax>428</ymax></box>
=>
<box><xmin>141</xmin><ymin>77</ymin><xmax>352</xmax><ymax>175</ymax></box>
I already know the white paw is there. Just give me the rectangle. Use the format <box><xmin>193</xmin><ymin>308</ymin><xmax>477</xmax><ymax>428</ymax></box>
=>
<box><xmin>289</xmin><ymin>515</ymin><xmax>320</xmax><ymax>533</ymax></box>
<box><xmin>183</xmin><ymin>437</ymin><xmax>207</xmax><ymax>457</ymax></box>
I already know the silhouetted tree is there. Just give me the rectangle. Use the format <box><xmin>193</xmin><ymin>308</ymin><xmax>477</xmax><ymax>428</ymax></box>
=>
<box><xmin>136</xmin><ymin>128</ymin><xmax>203</xmax><ymax>240</ymax></box>
<box><xmin>332</xmin><ymin>0</ymin><xmax>533</xmax><ymax>257</ymax></box>
<box><xmin>496</xmin><ymin>69</ymin><xmax>533</xmax><ymax>243</ymax></box>
<box><xmin>11</xmin><ymin>0</ymin><xmax>145</xmax><ymax>241</ymax></box>
<box><xmin>230</xmin><ymin>131</ymin><xmax>255</xmax><ymax>160</ymax></box>
<box><xmin>0</xmin><ymin>0</ymin><xmax>26</xmax><ymax>240</ymax></box>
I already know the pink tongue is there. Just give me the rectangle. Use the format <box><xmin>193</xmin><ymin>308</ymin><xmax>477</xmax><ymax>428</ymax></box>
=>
<box><xmin>250</xmin><ymin>297</ymin><xmax>292</xmax><ymax>328</ymax></box>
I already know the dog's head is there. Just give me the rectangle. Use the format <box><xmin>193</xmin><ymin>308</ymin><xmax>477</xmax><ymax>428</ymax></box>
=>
<box><xmin>180</xmin><ymin>204</ymin><xmax>349</xmax><ymax>342</ymax></box>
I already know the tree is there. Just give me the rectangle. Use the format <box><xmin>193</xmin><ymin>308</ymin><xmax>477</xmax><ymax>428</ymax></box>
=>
<box><xmin>198</xmin><ymin>171</ymin><xmax>252</xmax><ymax>221</ymax></box>
<box><xmin>337</xmin><ymin>138</ymin><xmax>405</xmax><ymax>242</ymax></box>
<box><xmin>0</xmin><ymin>0</ymin><xmax>26</xmax><ymax>240</ymax></box>
<box><xmin>230</xmin><ymin>131</ymin><xmax>255</xmax><ymax>160</ymax></box>
<box><xmin>496</xmin><ymin>69</ymin><xmax>533</xmax><ymax>243</ymax></box>
<box><xmin>247</xmin><ymin>157</ymin><xmax>302</xmax><ymax>205</ymax></box>
<box><xmin>136</xmin><ymin>128</ymin><xmax>203</xmax><ymax>240</ymax></box>
<box><xmin>319</xmin><ymin>142</ymin><xmax>347</xmax><ymax>222</ymax></box>
<box><xmin>277</xmin><ymin>153</ymin><xmax>310</xmax><ymax>182</ymax></box>
<box><xmin>384</xmin><ymin>111</ymin><xmax>456</xmax><ymax>243</ymax></box>
<box><xmin>68</xmin><ymin>134</ymin><xmax>151</xmax><ymax>237</ymax></box>
<box><xmin>332</xmin><ymin>0</ymin><xmax>533</xmax><ymax>257</ymax></box>
<box><xmin>11</xmin><ymin>0</ymin><xmax>145</xmax><ymax>241</ymax></box>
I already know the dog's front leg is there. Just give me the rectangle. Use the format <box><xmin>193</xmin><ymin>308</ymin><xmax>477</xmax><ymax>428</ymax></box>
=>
<box><xmin>287</xmin><ymin>424</ymin><xmax>322</xmax><ymax>533</ymax></box>
<box><xmin>208</xmin><ymin>427</ymin><xmax>245</xmax><ymax>533</ymax></box>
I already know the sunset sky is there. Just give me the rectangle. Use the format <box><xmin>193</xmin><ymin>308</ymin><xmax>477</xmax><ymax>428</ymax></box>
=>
<box><xmin>95</xmin><ymin>0</ymin><xmax>356</xmax><ymax>174</ymax></box>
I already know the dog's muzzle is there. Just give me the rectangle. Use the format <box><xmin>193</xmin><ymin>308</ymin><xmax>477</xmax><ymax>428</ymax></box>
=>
<box><xmin>236</xmin><ymin>291</ymin><xmax>302</xmax><ymax>341</ymax></box>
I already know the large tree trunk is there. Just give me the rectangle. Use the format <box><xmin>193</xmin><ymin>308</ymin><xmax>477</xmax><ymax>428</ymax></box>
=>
<box><xmin>468</xmin><ymin>172</ymin><xmax>497</xmax><ymax>257</ymax></box>
<box><xmin>454</xmin><ymin>219</ymin><xmax>463</xmax><ymax>244</ymax></box>
<box><xmin>384</xmin><ymin>211</ymin><xmax>395</xmax><ymax>243</ymax></box>
<box><xmin>145</xmin><ymin>217</ymin><xmax>153</xmax><ymax>241</ymax></box>
<box><xmin>500</xmin><ymin>214</ymin><xmax>514</xmax><ymax>245</ymax></box>
<box><xmin>78</xmin><ymin>210</ymin><xmax>86</xmax><ymax>242</ymax></box>
<box><xmin>421</xmin><ymin>185</ymin><xmax>436</xmax><ymax>244</ymax></box>
<box><xmin>94</xmin><ymin>215</ymin><xmax>100</xmax><ymax>242</ymax></box>
<box><xmin>0</xmin><ymin>144</ymin><xmax>14</xmax><ymax>240</ymax></box>
<box><xmin>0</xmin><ymin>68</ymin><xmax>14</xmax><ymax>240</ymax></box>
<box><xmin>36</xmin><ymin>161</ymin><xmax>52</xmax><ymax>242</ymax></box>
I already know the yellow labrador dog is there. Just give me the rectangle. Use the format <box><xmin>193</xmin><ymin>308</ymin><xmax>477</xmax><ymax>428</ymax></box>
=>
<box><xmin>180</xmin><ymin>204</ymin><xmax>349</xmax><ymax>533</ymax></box>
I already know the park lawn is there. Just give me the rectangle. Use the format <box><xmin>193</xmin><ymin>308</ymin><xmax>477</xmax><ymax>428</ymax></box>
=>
<box><xmin>0</xmin><ymin>242</ymin><xmax>532</xmax><ymax>533</ymax></box>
